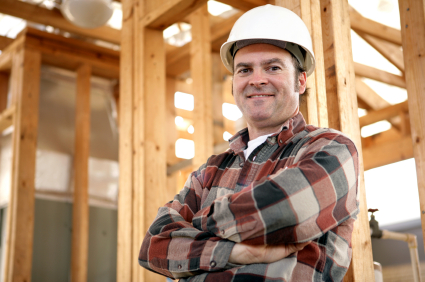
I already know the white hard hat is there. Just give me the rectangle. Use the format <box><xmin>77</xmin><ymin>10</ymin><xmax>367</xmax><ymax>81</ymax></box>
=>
<box><xmin>220</xmin><ymin>4</ymin><xmax>315</xmax><ymax>76</ymax></box>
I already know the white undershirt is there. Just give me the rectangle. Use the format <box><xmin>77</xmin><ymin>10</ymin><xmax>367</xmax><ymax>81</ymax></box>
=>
<box><xmin>243</xmin><ymin>133</ymin><xmax>274</xmax><ymax>160</ymax></box>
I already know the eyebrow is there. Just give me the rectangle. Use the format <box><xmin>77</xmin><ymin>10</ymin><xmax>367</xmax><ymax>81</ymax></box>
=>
<box><xmin>234</xmin><ymin>58</ymin><xmax>286</xmax><ymax>70</ymax></box>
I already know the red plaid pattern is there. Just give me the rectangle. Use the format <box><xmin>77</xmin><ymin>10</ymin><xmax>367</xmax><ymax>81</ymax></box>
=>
<box><xmin>139</xmin><ymin>113</ymin><xmax>359</xmax><ymax>281</ymax></box>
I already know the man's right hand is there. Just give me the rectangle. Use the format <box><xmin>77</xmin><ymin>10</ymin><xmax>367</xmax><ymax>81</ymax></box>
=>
<box><xmin>228</xmin><ymin>241</ymin><xmax>310</xmax><ymax>265</ymax></box>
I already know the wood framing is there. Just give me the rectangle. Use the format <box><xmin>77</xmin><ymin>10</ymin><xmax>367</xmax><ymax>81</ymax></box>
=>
<box><xmin>5</xmin><ymin>46</ymin><xmax>41</xmax><ymax>282</ymax></box>
<box><xmin>0</xmin><ymin>0</ymin><xmax>120</xmax><ymax>44</ymax></box>
<box><xmin>70</xmin><ymin>64</ymin><xmax>91</xmax><ymax>282</ymax></box>
<box><xmin>398</xmin><ymin>0</ymin><xmax>425</xmax><ymax>253</ymax></box>
<box><xmin>190</xmin><ymin>4</ymin><xmax>213</xmax><ymax>168</ymax></box>
<box><xmin>349</xmin><ymin>6</ymin><xmax>402</xmax><ymax>46</ymax></box>
<box><xmin>354</xmin><ymin>62</ymin><xmax>406</xmax><ymax>89</ymax></box>
<box><xmin>359</xmin><ymin>101</ymin><xmax>408</xmax><ymax>127</ymax></box>
<box><xmin>320</xmin><ymin>0</ymin><xmax>374</xmax><ymax>281</ymax></box>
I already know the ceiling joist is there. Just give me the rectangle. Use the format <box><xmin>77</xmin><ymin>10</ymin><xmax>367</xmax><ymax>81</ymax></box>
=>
<box><xmin>0</xmin><ymin>0</ymin><xmax>120</xmax><ymax>44</ymax></box>
<box><xmin>359</xmin><ymin>100</ymin><xmax>408</xmax><ymax>127</ymax></box>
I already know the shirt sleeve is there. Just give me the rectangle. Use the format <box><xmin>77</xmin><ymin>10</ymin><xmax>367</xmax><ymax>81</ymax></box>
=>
<box><xmin>193</xmin><ymin>132</ymin><xmax>360</xmax><ymax>245</ymax></box>
<box><xmin>138</xmin><ymin>164</ymin><xmax>235</xmax><ymax>279</ymax></box>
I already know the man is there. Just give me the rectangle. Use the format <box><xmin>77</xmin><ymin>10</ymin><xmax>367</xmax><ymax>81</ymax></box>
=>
<box><xmin>139</xmin><ymin>4</ymin><xmax>359</xmax><ymax>281</ymax></box>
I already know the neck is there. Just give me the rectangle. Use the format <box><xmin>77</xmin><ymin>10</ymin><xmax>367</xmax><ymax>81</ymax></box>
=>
<box><xmin>247</xmin><ymin>124</ymin><xmax>283</xmax><ymax>140</ymax></box>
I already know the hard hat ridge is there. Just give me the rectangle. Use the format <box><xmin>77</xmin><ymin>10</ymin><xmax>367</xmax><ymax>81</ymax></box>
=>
<box><xmin>220</xmin><ymin>4</ymin><xmax>315</xmax><ymax>76</ymax></box>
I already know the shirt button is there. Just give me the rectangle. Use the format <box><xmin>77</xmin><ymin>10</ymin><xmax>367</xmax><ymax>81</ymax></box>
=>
<box><xmin>279</xmin><ymin>140</ymin><xmax>283</xmax><ymax>143</ymax></box>
<box><xmin>221</xmin><ymin>229</ymin><xmax>225</xmax><ymax>235</ymax></box>
<box><xmin>210</xmin><ymin>261</ymin><xmax>217</xmax><ymax>267</ymax></box>
<box><xmin>178</xmin><ymin>265</ymin><xmax>182</xmax><ymax>269</ymax></box>
<box><xmin>239</xmin><ymin>162</ymin><xmax>243</xmax><ymax>167</ymax></box>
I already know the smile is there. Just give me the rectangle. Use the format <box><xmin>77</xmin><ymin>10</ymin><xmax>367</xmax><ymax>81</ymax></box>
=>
<box><xmin>248</xmin><ymin>94</ymin><xmax>274</xmax><ymax>98</ymax></box>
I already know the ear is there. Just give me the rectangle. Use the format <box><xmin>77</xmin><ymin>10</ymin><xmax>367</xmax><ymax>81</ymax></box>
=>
<box><xmin>298</xmin><ymin>72</ymin><xmax>307</xmax><ymax>94</ymax></box>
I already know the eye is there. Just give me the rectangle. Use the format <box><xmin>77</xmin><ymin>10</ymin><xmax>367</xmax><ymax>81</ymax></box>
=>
<box><xmin>268</xmin><ymin>66</ymin><xmax>281</xmax><ymax>71</ymax></box>
<box><xmin>237</xmin><ymin>68</ymin><xmax>250</xmax><ymax>74</ymax></box>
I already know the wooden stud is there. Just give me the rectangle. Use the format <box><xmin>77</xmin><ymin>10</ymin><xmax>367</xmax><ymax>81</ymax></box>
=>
<box><xmin>398</xmin><ymin>0</ymin><xmax>425</xmax><ymax>254</ymax></box>
<box><xmin>5</xmin><ymin>47</ymin><xmax>41</xmax><ymax>282</ymax></box>
<box><xmin>0</xmin><ymin>106</ymin><xmax>15</xmax><ymax>132</ymax></box>
<box><xmin>190</xmin><ymin>4</ymin><xmax>213</xmax><ymax>168</ymax></box>
<box><xmin>212</xmin><ymin>53</ymin><xmax>225</xmax><ymax>145</ymax></box>
<box><xmin>219</xmin><ymin>0</ymin><xmax>267</xmax><ymax>11</ymax></box>
<box><xmin>354</xmin><ymin>62</ymin><xmax>406</xmax><ymax>89</ymax></box>
<box><xmin>320</xmin><ymin>0</ymin><xmax>374</xmax><ymax>281</ymax></box>
<box><xmin>0</xmin><ymin>35</ymin><xmax>13</xmax><ymax>51</ymax></box>
<box><xmin>355</xmin><ymin>77</ymin><xmax>390</xmax><ymax>110</ymax></box>
<box><xmin>71</xmin><ymin>64</ymin><xmax>91</xmax><ymax>282</ymax></box>
<box><xmin>0</xmin><ymin>72</ymin><xmax>9</xmax><ymax>112</ymax></box>
<box><xmin>117</xmin><ymin>0</ymin><xmax>135</xmax><ymax>281</ymax></box>
<box><xmin>0</xmin><ymin>0</ymin><xmax>120</xmax><ymax>44</ymax></box>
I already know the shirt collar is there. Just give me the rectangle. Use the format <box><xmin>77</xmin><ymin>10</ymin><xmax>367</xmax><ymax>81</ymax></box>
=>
<box><xmin>228</xmin><ymin>112</ymin><xmax>307</xmax><ymax>154</ymax></box>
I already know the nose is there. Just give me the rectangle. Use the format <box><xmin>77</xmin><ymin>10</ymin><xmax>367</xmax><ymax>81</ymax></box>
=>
<box><xmin>249</xmin><ymin>69</ymin><xmax>268</xmax><ymax>88</ymax></box>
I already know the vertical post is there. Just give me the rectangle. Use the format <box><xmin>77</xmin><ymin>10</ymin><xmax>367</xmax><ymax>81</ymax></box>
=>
<box><xmin>117</xmin><ymin>0</ymin><xmax>135</xmax><ymax>281</ymax></box>
<box><xmin>398</xmin><ymin>0</ymin><xmax>425</xmax><ymax>253</ymax></box>
<box><xmin>320</xmin><ymin>0</ymin><xmax>374</xmax><ymax>281</ymax></box>
<box><xmin>190</xmin><ymin>4</ymin><xmax>213</xmax><ymax>168</ymax></box>
<box><xmin>71</xmin><ymin>64</ymin><xmax>91</xmax><ymax>282</ymax></box>
<box><xmin>166</xmin><ymin>77</ymin><xmax>178</xmax><ymax>194</ymax></box>
<box><xmin>0</xmin><ymin>72</ymin><xmax>9</xmax><ymax>112</ymax></box>
<box><xmin>5</xmin><ymin>47</ymin><xmax>41</xmax><ymax>282</ymax></box>
<box><xmin>270</xmin><ymin>0</ymin><xmax>328</xmax><ymax>127</ymax></box>
<box><xmin>212</xmin><ymin>53</ymin><xmax>225</xmax><ymax>146</ymax></box>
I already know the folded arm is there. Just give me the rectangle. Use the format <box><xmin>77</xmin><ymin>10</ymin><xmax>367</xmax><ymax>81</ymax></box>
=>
<box><xmin>138</xmin><ymin>165</ymin><xmax>235</xmax><ymax>279</ymax></box>
<box><xmin>194</xmin><ymin>133</ymin><xmax>360</xmax><ymax>245</ymax></box>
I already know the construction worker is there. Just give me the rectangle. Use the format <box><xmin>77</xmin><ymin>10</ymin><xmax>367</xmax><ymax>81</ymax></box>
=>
<box><xmin>139</xmin><ymin>5</ymin><xmax>359</xmax><ymax>281</ymax></box>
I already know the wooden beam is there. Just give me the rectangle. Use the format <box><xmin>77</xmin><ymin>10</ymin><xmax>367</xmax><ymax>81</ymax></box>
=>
<box><xmin>359</xmin><ymin>101</ymin><xmax>408</xmax><ymax>127</ymax></box>
<box><xmin>166</xmin><ymin>11</ymin><xmax>242</xmax><ymax>76</ymax></box>
<box><xmin>190</xmin><ymin>4</ymin><xmax>213</xmax><ymax>168</ymax></box>
<box><xmin>166</xmin><ymin>77</ymin><xmax>179</xmax><ymax>166</ymax></box>
<box><xmin>0</xmin><ymin>35</ymin><xmax>13</xmax><ymax>50</ymax></box>
<box><xmin>355</xmin><ymin>77</ymin><xmax>390</xmax><ymax>110</ymax></box>
<box><xmin>0</xmin><ymin>72</ymin><xmax>9</xmax><ymax>112</ymax></box>
<box><xmin>71</xmin><ymin>64</ymin><xmax>91</xmax><ymax>282</ymax></box>
<box><xmin>363</xmin><ymin>134</ymin><xmax>413</xmax><ymax>170</ymax></box>
<box><xmin>349</xmin><ymin>6</ymin><xmax>402</xmax><ymax>46</ymax></box>
<box><xmin>0</xmin><ymin>106</ymin><xmax>14</xmax><ymax>132</ymax></box>
<box><xmin>142</xmin><ymin>0</ymin><xmax>208</xmax><ymax>30</ymax></box>
<box><xmin>212</xmin><ymin>53</ymin><xmax>225</xmax><ymax>145</ymax></box>
<box><xmin>116</xmin><ymin>0</ymin><xmax>134</xmax><ymax>280</ymax></box>
<box><xmin>354</xmin><ymin>62</ymin><xmax>406</xmax><ymax>89</ymax></box>
<box><xmin>5</xmin><ymin>47</ymin><xmax>41</xmax><ymax>282</ymax></box>
<box><xmin>23</xmin><ymin>28</ymin><xmax>120</xmax><ymax>79</ymax></box>
<box><xmin>219</xmin><ymin>0</ymin><xmax>267</xmax><ymax>11</ymax></box>
<box><xmin>0</xmin><ymin>0</ymin><xmax>120</xmax><ymax>44</ymax></box>
<box><xmin>356</xmin><ymin>32</ymin><xmax>404</xmax><ymax>73</ymax></box>
<box><xmin>398</xmin><ymin>0</ymin><xmax>425</xmax><ymax>255</ymax></box>
<box><xmin>320</xmin><ymin>0</ymin><xmax>374</xmax><ymax>281</ymax></box>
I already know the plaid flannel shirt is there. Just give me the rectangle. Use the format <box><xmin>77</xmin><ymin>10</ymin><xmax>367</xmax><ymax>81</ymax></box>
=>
<box><xmin>139</xmin><ymin>113</ymin><xmax>359</xmax><ymax>281</ymax></box>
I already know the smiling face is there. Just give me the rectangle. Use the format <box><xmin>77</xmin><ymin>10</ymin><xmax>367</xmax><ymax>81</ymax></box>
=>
<box><xmin>233</xmin><ymin>43</ymin><xmax>306</xmax><ymax>139</ymax></box>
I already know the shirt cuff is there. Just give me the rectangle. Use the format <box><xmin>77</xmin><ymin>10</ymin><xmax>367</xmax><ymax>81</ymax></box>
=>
<box><xmin>200</xmin><ymin>239</ymin><xmax>235</xmax><ymax>271</ymax></box>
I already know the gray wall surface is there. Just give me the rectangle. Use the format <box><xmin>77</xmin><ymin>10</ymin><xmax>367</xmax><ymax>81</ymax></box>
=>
<box><xmin>31</xmin><ymin>199</ymin><xmax>117</xmax><ymax>282</ymax></box>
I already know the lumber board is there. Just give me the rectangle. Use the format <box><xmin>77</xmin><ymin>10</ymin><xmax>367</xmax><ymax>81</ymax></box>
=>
<box><xmin>363</xmin><ymin>135</ymin><xmax>413</xmax><ymax>170</ymax></box>
<box><xmin>143</xmin><ymin>27</ymin><xmax>167</xmax><ymax>282</ymax></box>
<box><xmin>190</xmin><ymin>4</ymin><xmax>214</xmax><ymax>168</ymax></box>
<box><xmin>23</xmin><ymin>28</ymin><xmax>119</xmax><ymax>79</ymax></box>
<box><xmin>6</xmin><ymin>47</ymin><xmax>41</xmax><ymax>282</ymax></box>
<box><xmin>320</xmin><ymin>0</ymin><xmax>374</xmax><ymax>281</ymax></box>
<box><xmin>71</xmin><ymin>64</ymin><xmax>91</xmax><ymax>282</ymax></box>
<box><xmin>0</xmin><ymin>0</ymin><xmax>120</xmax><ymax>44</ymax></box>
<box><xmin>356</xmin><ymin>32</ymin><xmax>404</xmax><ymax>72</ymax></box>
<box><xmin>212</xmin><ymin>53</ymin><xmax>225</xmax><ymax>145</ymax></box>
<box><xmin>116</xmin><ymin>0</ymin><xmax>134</xmax><ymax>281</ymax></box>
<box><xmin>349</xmin><ymin>6</ymin><xmax>402</xmax><ymax>46</ymax></box>
<box><xmin>398</xmin><ymin>0</ymin><xmax>425</xmax><ymax>255</ymax></box>
<box><xmin>0</xmin><ymin>72</ymin><xmax>9</xmax><ymax>112</ymax></box>
<box><xmin>166</xmin><ymin>77</ymin><xmax>179</xmax><ymax>166</ymax></box>
<box><xmin>219</xmin><ymin>0</ymin><xmax>267</xmax><ymax>11</ymax></box>
<box><xmin>354</xmin><ymin>62</ymin><xmax>405</xmax><ymax>89</ymax></box>
<box><xmin>0</xmin><ymin>35</ymin><xmax>13</xmax><ymax>50</ymax></box>
<box><xmin>355</xmin><ymin>77</ymin><xmax>390</xmax><ymax>110</ymax></box>
<box><xmin>0</xmin><ymin>106</ymin><xmax>14</xmax><ymax>132</ymax></box>
<box><xmin>359</xmin><ymin>101</ymin><xmax>408</xmax><ymax>127</ymax></box>
<box><xmin>142</xmin><ymin>0</ymin><xmax>208</xmax><ymax>30</ymax></box>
